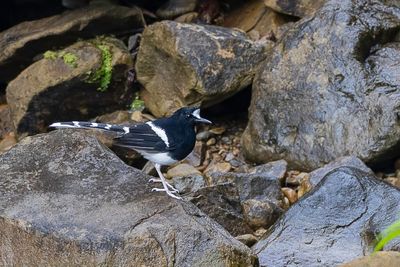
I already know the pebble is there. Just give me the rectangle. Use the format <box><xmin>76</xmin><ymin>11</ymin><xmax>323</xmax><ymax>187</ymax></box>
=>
<box><xmin>235</xmin><ymin>234</ymin><xmax>258</xmax><ymax>247</ymax></box>
<box><xmin>254</xmin><ymin>228</ymin><xmax>267</xmax><ymax>238</ymax></box>
<box><xmin>130</xmin><ymin>111</ymin><xmax>143</xmax><ymax>122</ymax></box>
<box><xmin>242</xmin><ymin>199</ymin><xmax>282</xmax><ymax>229</ymax></box>
<box><xmin>196</xmin><ymin>131</ymin><xmax>212</xmax><ymax>141</ymax></box>
<box><xmin>229</xmin><ymin>159</ymin><xmax>242</xmax><ymax>168</ymax></box>
<box><xmin>224</xmin><ymin>152</ymin><xmax>234</xmax><ymax>162</ymax></box>
<box><xmin>281</xmin><ymin>187</ymin><xmax>298</xmax><ymax>205</ymax></box>
<box><xmin>221</xmin><ymin>136</ymin><xmax>231</xmax><ymax>145</ymax></box>
<box><xmin>209</xmin><ymin>127</ymin><xmax>226</xmax><ymax>135</ymax></box>
<box><xmin>0</xmin><ymin>132</ymin><xmax>17</xmax><ymax>154</ymax></box>
<box><xmin>206</xmin><ymin>138</ymin><xmax>216</xmax><ymax>146</ymax></box>
<box><xmin>384</xmin><ymin>177</ymin><xmax>400</xmax><ymax>188</ymax></box>
<box><xmin>286</xmin><ymin>172</ymin><xmax>309</xmax><ymax>186</ymax></box>
<box><xmin>166</xmin><ymin>163</ymin><xmax>201</xmax><ymax>179</ymax></box>
<box><xmin>204</xmin><ymin>161</ymin><xmax>232</xmax><ymax>174</ymax></box>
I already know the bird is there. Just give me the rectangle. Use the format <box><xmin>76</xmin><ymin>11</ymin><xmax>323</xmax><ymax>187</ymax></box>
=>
<box><xmin>49</xmin><ymin>107</ymin><xmax>211</xmax><ymax>199</ymax></box>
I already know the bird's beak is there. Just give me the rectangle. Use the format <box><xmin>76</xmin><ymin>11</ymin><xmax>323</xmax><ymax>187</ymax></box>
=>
<box><xmin>192</xmin><ymin>109</ymin><xmax>212</xmax><ymax>124</ymax></box>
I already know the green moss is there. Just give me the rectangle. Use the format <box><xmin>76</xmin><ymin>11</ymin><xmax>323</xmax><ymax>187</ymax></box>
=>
<box><xmin>61</xmin><ymin>52</ymin><xmax>78</xmax><ymax>68</ymax></box>
<box><xmin>130</xmin><ymin>95</ymin><xmax>145</xmax><ymax>111</ymax></box>
<box><xmin>86</xmin><ymin>42</ymin><xmax>113</xmax><ymax>92</ymax></box>
<box><xmin>43</xmin><ymin>50</ymin><xmax>78</xmax><ymax>68</ymax></box>
<box><xmin>43</xmin><ymin>50</ymin><xmax>58</xmax><ymax>60</ymax></box>
<box><xmin>374</xmin><ymin>218</ymin><xmax>400</xmax><ymax>252</ymax></box>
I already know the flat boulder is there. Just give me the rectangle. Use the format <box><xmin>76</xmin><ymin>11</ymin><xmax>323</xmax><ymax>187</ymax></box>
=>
<box><xmin>0</xmin><ymin>3</ymin><xmax>142</xmax><ymax>84</ymax></box>
<box><xmin>243</xmin><ymin>0</ymin><xmax>400</xmax><ymax>170</ymax></box>
<box><xmin>0</xmin><ymin>130</ymin><xmax>257</xmax><ymax>266</ymax></box>
<box><xmin>135</xmin><ymin>21</ymin><xmax>268</xmax><ymax>117</ymax></box>
<box><xmin>253</xmin><ymin>158</ymin><xmax>400</xmax><ymax>266</ymax></box>
<box><xmin>6</xmin><ymin>37</ymin><xmax>133</xmax><ymax>138</ymax></box>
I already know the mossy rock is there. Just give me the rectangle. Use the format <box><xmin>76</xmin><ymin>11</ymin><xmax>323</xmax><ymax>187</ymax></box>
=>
<box><xmin>6</xmin><ymin>37</ymin><xmax>133</xmax><ymax>138</ymax></box>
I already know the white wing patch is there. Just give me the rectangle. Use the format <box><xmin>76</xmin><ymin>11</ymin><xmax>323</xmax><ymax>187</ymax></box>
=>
<box><xmin>123</xmin><ymin>127</ymin><xmax>130</xmax><ymax>134</ymax></box>
<box><xmin>49</xmin><ymin>122</ymin><xmax>78</xmax><ymax>128</ymax></box>
<box><xmin>146</xmin><ymin>121</ymin><xmax>169</xmax><ymax>147</ymax></box>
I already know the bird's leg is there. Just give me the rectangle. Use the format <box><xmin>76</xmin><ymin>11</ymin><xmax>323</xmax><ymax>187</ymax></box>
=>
<box><xmin>152</xmin><ymin>164</ymin><xmax>182</xmax><ymax>199</ymax></box>
<box><xmin>148</xmin><ymin>178</ymin><xmax>179</xmax><ymax>193</ymax></box>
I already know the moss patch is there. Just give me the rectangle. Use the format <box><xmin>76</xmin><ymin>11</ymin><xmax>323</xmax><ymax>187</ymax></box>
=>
<box><xmin>130</xmin><ymin>94</ymin><xmax>145</xmax><ymax>111</ymax></box>
<box><xmin>43</xmin><ymin>50</ymin><xmax>78</xmax><ymax>68</ymax></box>
<box><xmin>86</xmin><ymin>42</ymin><xmax>113</xmax><ymax>92</ymax></box>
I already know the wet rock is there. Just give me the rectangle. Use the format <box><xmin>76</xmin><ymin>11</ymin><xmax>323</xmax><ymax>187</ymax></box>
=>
<box><xmin>0</xmin><ymin>104</ymin><xmax>12</xmax><ymax>138</ymax></box>
<box><xmin>263</xmin><ymin>0</ymin><xmax>325</xmax><ymax>17</ymax></box>
<box><xmin>253</xmin><ymin>160</ymin><xmax>400</xmax><ymax>266</ymax></box>
<box><xmin>0</xmin><ymin>3</ymin><xmax>143</xmax><ymax>84</ymax></box>
<box><xmin>186</xmin><ymin>183</ymin><xmax>253</xmax><ymax>236</ymax></box>
<box><xmin>207</xmin><ymin>170</ymin><xmax>284</xmax><ymax>205</ymax></box>
<box><xmin>156</xmin><ymin>0</ymin><xmax>197</xmax><ymax>19</ymax></box>
<box><xmin>136</xmin><ymin>21</ymin><xmax>267</xmax><ymax>117</ymax></box>
<box><xmin>6</xmin><ymin>37</ymin><xmax>133</xmax><ymax>138</ymax></box>
<box><xmin>236</xmin><ymin>234</ymin><xmax>258</xmax><ymax>247</ymax></box>
<box><xmin>340</xmin><ymin>251</ymin><xmax>400</xmax><ymax>267</ymax></box>
<box><xmin>0</xmin><ymin>130</ymin><xmax>257</xmax><ymax>266</ymax></box>
<box><xmin>242</xmin><ymin>199</ymin><xmax>283</xmax><ymax>230</ymax></box>
<box><xmin>249</xmin><ymin>160</ymin><xmax>288</xmax><ymax>183</ymax></box>
<box><xmin>223</xmin><ymin>0</ymin><xmax>292</xmax><ymax>39</ymax></box>
<box><xmin>243</xmin><ymin>0</ymin><xmax>400</xmax><ymax>171</ymax></box>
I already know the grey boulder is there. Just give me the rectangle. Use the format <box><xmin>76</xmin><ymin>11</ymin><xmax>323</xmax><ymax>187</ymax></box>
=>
<box><xmin>242</xmin><ymin>0</ymin><xmax>400</xmax><ymax>170</ymax></box>
<box><xmin>135</xmin><ymin>21</ymin><xmax>268</xmax><ymax>117</ymax></box>
<box><xmin>0</xmin><ymin>130</ymin><xmax>257</xmax><ymax>266</ymax></box>
<box><xmin>253</xmin><ymin>158</ymin><xmax>400</xmax><ymax>266</ymax></box>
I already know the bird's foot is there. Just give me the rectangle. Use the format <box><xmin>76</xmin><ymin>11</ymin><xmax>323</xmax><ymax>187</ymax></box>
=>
<box><xmin>148</xmin><ymin>178</ymin><xmax>179</xmax><ymax>193</ymax></box>
<box><xmin>151</xmin><ymin>187</ymin><xmax>182</xmax><ymax>200</ymax></box>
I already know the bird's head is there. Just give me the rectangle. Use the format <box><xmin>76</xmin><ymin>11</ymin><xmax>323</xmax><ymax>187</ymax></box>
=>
<box><xmin>172</xmin><ymin>107</ymin><xmax>212</xmax><ymax>125</ymax></box>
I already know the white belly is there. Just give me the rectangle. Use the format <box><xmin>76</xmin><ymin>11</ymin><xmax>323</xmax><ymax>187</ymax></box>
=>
<box><xmin>141</xmin><ymin>152</ymin><xmax>177</xmax><ymax>166</ymax></box>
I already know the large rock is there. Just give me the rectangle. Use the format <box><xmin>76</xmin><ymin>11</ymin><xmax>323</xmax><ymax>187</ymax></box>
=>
<box><xmin>242</xmin><ymin>0</ymin><xmax>400</xmax><ymax>170</ymax></box>
<box><xmin>253</xmin><ymin>159</ymin><xmax>400</xmax><ymax>266</ymax></box>
<box><xmin>0</xmin><ymin>3</ymin><xmax>142</xmax><ymax>84</ymax></box>
<box><xmin>136</xmin><ymin>21</ymin><xmax>268</xmax><ymax>117</ymax></box>
<box><xmin>6</xmin><ymin>37</ymin><xmax>133</xmax><ymax>138</ymax></box>
<box><xmin>340</xmin><ymin>251</ymin><xmax>400</xmax><ymax>267</ymax></box>
<box><xmin>263</xmin><ymin>0</ymin><xmax>325</xmax><ymax>17</ymax></box>
<box><xmin>0</xmin><ymin>130</ymin><xmax>257</xmax><ymax>266</ymax></box>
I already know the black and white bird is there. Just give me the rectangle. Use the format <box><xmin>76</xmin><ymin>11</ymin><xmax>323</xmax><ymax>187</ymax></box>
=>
<box><xmin>49</xmin><ymin>107</ymin><xmax>211</xmax><ymax>199</ymax></box>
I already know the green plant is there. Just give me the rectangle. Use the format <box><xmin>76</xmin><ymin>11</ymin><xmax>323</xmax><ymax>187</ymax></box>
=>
<box><xmin>130</xmin><ymin>95</ymin><xmax>145</xmax><ymax>111</ymax></box>
<box><xmin>43</xmin><ymin>50</ymin><xmax>78</xmax><ymax>68</ymax></box>
<box><xmin>374</xmin><ymin>218</ymin><xmax>400</xmax><ymax>252</ymax></box>
<box><xmin>86</xmin><ymin>43</ymin><xmax>113</xmax><ymax>92</ymax></box>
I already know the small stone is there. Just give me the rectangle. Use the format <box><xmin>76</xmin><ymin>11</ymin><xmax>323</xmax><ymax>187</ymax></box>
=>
<box><xmin>204</xmin><ymin>161</ymin><xmax>232</xmax><ymax>174</ymax></box>
<box><xmin>130</xmin><ymin>111</ymin><xmax>143</xmax><ymax>122</ymax></box>
<box><xmin>206</xmin><ymin>138</ymin><xmax>216</xmax><ymax>146</ymax></box>
<box><xmin>209</xmin><ymin>127</ymin><xmax>226</xmax><ymax>135</ymax></box>
<box><xmin>286</xmin><ymin>172</ymin><xmax>309</xmax><ymax>186</ymax></box>
<box><xmin>232</xmin><ymin>147</ymin><xmax>240</xmax><ymax>156</ymax></box>
<box><xmin>221</xmin><ymin>136</ymin><xmax>231</xmax><ymax>145</ymax></box>
<box><xmin>225</xmin><ymin>152</ymin><xmax>235</xmax><ymax>162</ymax></box>
<box><xmin>172</xmin><ymin>173</ymin><xmax>206</xmax><ymax>194</ymax></box>
<box><xmin>384</xmin><ymin>177</ymin><xmax>400</xmax><ymax>188</ymax></box>
<box><xmin>242</xmin><ymin>199</ymin><xmax>283</xmax><ymax>230</ymax></box>
<box><xmin>174</xmin><ymin>12</ymin><xmax>199</xmax><ymax>23</ymax></box>
<box><xmin>396</xmin><ymin>169</ymin><xmax>400</xmax><ymax>178</ymax></box>
<box><xmin>375</xmin><ymin>172</ymin><xmax>384</xmax><ymax>179</ymax></box>
<box><xmin>254</xmin><ymin>228</ymin><xmax>267</xmax><ymax>238</ymax></box>
<box><xmin>235</xmin><ymin>234</ymin><xmax>258</xmax><ymax>247</ymax></box>
<box><xmin>282</xmin><ymin>197</ymin><xmax>290</xmax><ymax>209</ymax></box>
<box><xmin>281</xmin><ymin>187</ymin><xmax>298</xmax><ymax>204</ymax></box>
<box><xmin>0</xmin><ymin>132</ymin><xmax>17</xmax><ymax>153</ymax></box>
<box><xmin>166</xmin><ymin>163</ymin><xmax>201</xmax><ymax>178</ymax></box>
<box><xmin>196</xmin><ymin>131</ymin><xmax>212</xmax><ymax>141</ymax></box>
<box><xmin>229</xmin><ymin>159</ymin><xmax>243</xmax><ymax>168</ymax></box>
<box><xmin>298</xmin><ymin>176</ymin><xmax>313</xmax><ymax>198</ymax></box>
